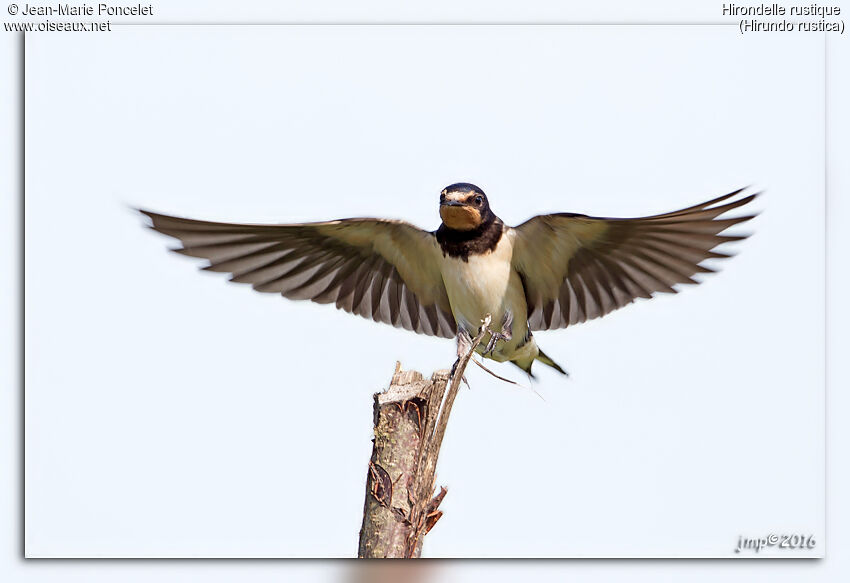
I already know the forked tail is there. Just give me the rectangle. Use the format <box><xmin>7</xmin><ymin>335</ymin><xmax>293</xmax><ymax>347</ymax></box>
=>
<box><xmin>511</xmin><ymin>348</ymin><xmax>568</xmax><ymax>378</ymax></box>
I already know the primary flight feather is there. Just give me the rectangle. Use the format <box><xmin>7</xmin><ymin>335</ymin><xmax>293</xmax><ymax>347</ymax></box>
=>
<box><xmin>141</xmin><ymin>183</ymin><xmax>757</xmax><ymax>376</ymax></box>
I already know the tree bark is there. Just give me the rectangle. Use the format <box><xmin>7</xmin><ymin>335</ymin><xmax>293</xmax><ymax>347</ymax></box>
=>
<box><xmin>357</xmin><ymin>317</ymin><xmax>490</xmax><ymax>558</ymax></box>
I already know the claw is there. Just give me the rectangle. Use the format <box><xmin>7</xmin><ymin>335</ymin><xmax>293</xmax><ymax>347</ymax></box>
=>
<box><xmin>449</xmin><ymin>357</ymin><xmax>461</xmax><ymax>379</ymax></box>
<box><xmin>481</xmin><ymin>311</ymin><xmax>514</xmax><ymax>356</ymax></box>
<box><xmin>483</xmin><ymin>333</ymin><xmax>501</xmax><ymax>355</ymax></box>
<box><xmin>456</xmin><ymin>328</ymin><xmax>473</xmax><ymax>358</ymax></box>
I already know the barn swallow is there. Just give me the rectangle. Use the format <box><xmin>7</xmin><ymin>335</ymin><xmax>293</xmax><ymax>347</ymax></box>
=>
<box><xmin>140</xmin><ymin>183</ymin><xmax>756</xmax><ymax>377</ymax></box>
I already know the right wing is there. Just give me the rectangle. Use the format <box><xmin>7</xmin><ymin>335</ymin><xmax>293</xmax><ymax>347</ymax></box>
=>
<box><xmin>511</xmin><ymin>188</ymin><xmax>758</xmax><ymax>330</ymax></box>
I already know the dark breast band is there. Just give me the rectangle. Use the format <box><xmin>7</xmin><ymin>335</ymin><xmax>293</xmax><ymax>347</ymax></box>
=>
<box><xmin>435</xmin><ymin>217</ymin><xmax>504</xmax><ymax>261</ymax></box>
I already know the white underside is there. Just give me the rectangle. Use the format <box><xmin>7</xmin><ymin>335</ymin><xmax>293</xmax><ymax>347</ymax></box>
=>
<box><xmin>439</xmin><ymin>233</ymin><xmax>538</xmax><ymax>364</ymax></box>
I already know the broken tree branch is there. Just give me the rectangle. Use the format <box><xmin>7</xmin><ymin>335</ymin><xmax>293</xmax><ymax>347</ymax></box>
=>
<box><xmin>357</xmin><ymin>316</ymin><xmax>492</xmax><ymax>558</ymax></box>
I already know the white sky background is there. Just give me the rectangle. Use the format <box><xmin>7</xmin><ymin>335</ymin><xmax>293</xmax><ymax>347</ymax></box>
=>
<box><xmin>22</xmin><ymin>21</ymin><xmax>825</xmax><ymax>560</ymax></box>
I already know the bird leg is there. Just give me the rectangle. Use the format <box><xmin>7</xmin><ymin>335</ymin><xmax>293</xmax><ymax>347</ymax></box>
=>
<box><xmin>483</xmin><ymin>310</ymin><xmax>513</xmax><ymax>355</ymax></box>
<box><xmin>450</xmin><ymin>315</ymin><xmax>493</xmax><ymax>381</ymax></box>
<box><xmin>450</xmin><ymin>328</ymin><xmax>474</xmax><ymax>379</ymax></box>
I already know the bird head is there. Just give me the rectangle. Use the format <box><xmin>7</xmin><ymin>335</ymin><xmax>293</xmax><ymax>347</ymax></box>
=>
<box><xmin>438</xmin><ymin>183</ymin><xmax>492</xmax><ymax>231</ymax></box>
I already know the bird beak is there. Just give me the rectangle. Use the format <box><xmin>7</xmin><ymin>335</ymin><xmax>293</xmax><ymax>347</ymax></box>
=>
<box><xmin>441</xmin><ymin>200</ymin><xmax>465</xmax><ymax>207</ymax></box>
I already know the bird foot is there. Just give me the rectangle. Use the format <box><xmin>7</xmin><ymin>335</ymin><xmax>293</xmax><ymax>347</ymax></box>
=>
<box><xmin>483</xmin><ymin>332</ymin><xmax>506</xmax><ymax>355</ymax></box>
<box><xmin>455</xmin><ymin>328</ymin><xmax>474</xmax><ymax>358</ymax></box>
<box><xmin>483</xmin><ymin>311</ymin><xmax>513</xmax><ymax>355</ymax></box>
<box><xmin>450</xmin><ymin>357</ymin><xmax>461</xmax><ymax>379</ymax></box>
<box><xmin>451</xmin><ymin>328</ymin><xmax>475</xmax><ymax>381</ymax></box>
<box><xmin>448</xmin><ymin>359</ymin><xmax>469</xmax><ymax>386</ymax></box>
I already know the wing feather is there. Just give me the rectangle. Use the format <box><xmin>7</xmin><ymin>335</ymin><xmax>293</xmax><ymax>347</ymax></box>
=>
<box><xmin>140</xmin><ymin>211</ymin><xmax>457</xmax><ymax>338</ymax></box>
<box><xmin>512</xmin><ymin>189</ymin><xmax>758</xmax><ymax>331</ymax></box>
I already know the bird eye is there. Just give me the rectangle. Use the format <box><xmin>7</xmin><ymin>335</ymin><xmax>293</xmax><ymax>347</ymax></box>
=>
<box><xmin>474</xmin><ymin>196</ymin><xmax>483</xmax><ymax>205</ymax></box>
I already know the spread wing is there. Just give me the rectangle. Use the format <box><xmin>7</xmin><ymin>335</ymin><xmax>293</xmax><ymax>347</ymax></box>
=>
<box><xmin>140</xmin><ymin>211</ymin><xmax>457</xmax><ymax>338</ymax></box>
<box><xmin>511</xmin><ymin>188</ymin><xmax>758</xmax><ymax>331</ymax></box>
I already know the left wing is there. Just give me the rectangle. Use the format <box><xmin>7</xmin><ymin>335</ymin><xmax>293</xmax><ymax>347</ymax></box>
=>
<box><xmin>140</xmin><ymin>211</ymin><xmax>457</xmax><ymax>338</ymax></box>
<box><xmin>511</xmin><ymin>188</ymin><xmax>758</xmax><ymax>330</ymax></box>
